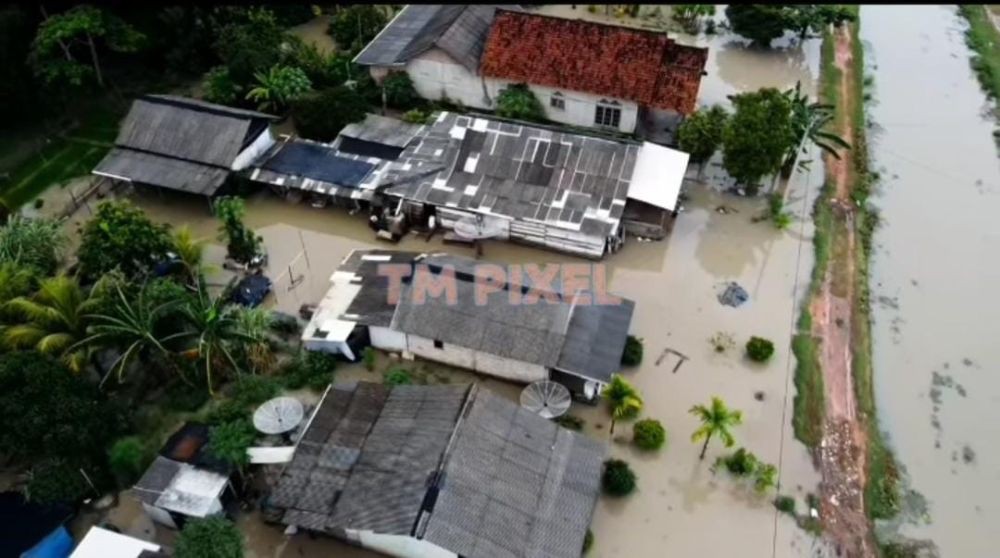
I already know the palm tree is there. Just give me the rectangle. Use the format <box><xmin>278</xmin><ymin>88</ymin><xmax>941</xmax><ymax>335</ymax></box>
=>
<box><xmin>1</xmin><ymin>275</ymin><xmax>99</xmax><ymax>372</ymax></box>
<box><xmin>784</xmin><ymin>81</ymin><xmax>851</xmax><ymax>172</ymax></box>
<box><xmin>171</xmin><ymin>278</ymin><xmax>257</xmax><ymax>394</ymax></box>
<box><xmin>74</xmin><ymin>284</ymin><xmax>184</xmax><ymax>386</ymax></box>
<box><xmin>172</xmin><ymin>226</ymin><xmax>208</xmax><ymax>285</ymax></box>
<box><xmin>245</xmin><ymin>65</ymin><xmax>312</xmax><ymax>112</ymax></box>
<box><xmin>689</xmin><ymin>396</ymin><xmax>743</xmax><ymax>460</ymax></box>
<box><xmin>603</xmin><ymin>374</ymin><xmax>643</xmax><ymax>435</ymax></box>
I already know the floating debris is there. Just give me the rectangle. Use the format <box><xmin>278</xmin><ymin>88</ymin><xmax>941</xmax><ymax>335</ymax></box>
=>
<box><xmin>718</xmin><ymin>282</ymin><xmax>749</xmax><ymax>307</ymax></box>
<box><xmin>962</xmin><ymin>445</ymin><xmax>976</xmax><ymax>465</ymax></box>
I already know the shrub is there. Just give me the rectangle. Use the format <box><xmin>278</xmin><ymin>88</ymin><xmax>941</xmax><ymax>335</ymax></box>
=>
<box><xmin>281</xmin><ymin>350</ymin><xmax>336</xmax><ymax>391</ymax></box>
<box><xmin>583</xmin><ymin>529</ymin><xmax>594</xmax><ymax>554</ymax></box>
<box><xmin>229</xmin><ymin>375</ymin><xmax>281</xmax><ymax>409</ymax></box>
<box><xmin>746</xmin><ymin>336</ymin><xmax>776</xmax><ymax>362</ymax></box>
<box><xmin>621</xmin><ymin>335</ymin><xmax>643</xmax><ymax>366</ymax></box>
<box><xmin>710</xmin><ymin>331</ymin><xmax>735</xmax><ymax>353</ymax></box>
<box><xmin>384</xmin><ymin>368</ymin><xmax>412</xmax><ymax>386</ymax></box>
<box><xmin>362</xmin><ymin>347</ymin><xmax>376</xmax><ymax>371</ymax></box>
<box><xmin>203</xmin><ymin>65</ymin><xmax>243</xmax><ymax>106</ymax></box>
<box><xmin>32</xmin><ymin>198</ymin><xmax>44</xmax><ymax>209</ymax></box>
<box><xmin>554</xmin><ymin>414</ymin><xmax>585</xmax><ymax>431</ymax></box>
<box><xmin>495</xmin><ymin>83</ymin><xmax>546</xmax><ymax>122</ymax></box>
<box><xmin>292</xmin><ymin>86</ymin><xmax>368</xmax><ymax>142</ymax></box>
<box><xmin>721</xmin><ymin>447</ymin><xmax>759</xmax><ymax>476</ymax></box>
<box><xmin>207</xmin><ymin>419</ymin><xmax>257</xmax><ymax>470</ymax></box>
<box><xmin>602</xmin><ymin>459</ymin><xmax>637</xmax><ymax>497</ymax></box>
<box><xmin>775</xmin><ymin>495</ymin><xmax>796</xmax><ymax>515</ymax></box>
<box><xmin>25</xmin><ymin>459</ymin><xmax>91</xmax><ymax>504</ymax></box>
<box><xmin>176</xmin><ymin>517</ymin><xmax>244</xmax><ymax>558</ymax></box>
<box><xmin>383</xmin><ymin>72</ymin><xmax>420</xmax><ymax>109</ymax></box>
<box><xmin>108</xmin><ymin>437</ymin><xmax>150</xmax><ymax>485</ymax></box>
<box><xmin>402</xmin><ymin>108</ymin><xmax>430</xmax><ymax>124</ymax></box>
<box><xmin>328</xmin><ymin>5</ymin><xmax>387</xmax><ymax>54</ymax></box>
<box><xmin>632</xmin><ymin>418</ymin><xmax>667</xmax><ymax>451</ymax></box>
<box><xmin>206</xmin><ymin>400</ymin><xmax>249</xmax><ymax>425</ymax></box>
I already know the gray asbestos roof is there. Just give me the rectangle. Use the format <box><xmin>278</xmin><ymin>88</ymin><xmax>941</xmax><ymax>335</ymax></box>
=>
<box><xmin>340</xmin><ymin>114</ymin><xmax>425</xmax><ymax>147</ymax></box>
<box><xmin>94</xmin><ymin>95</ymin><xmax>274</xmax><ymax>196</ymax></box>
<box><xmin>270</xmin><ymin>382</ymin><xmax>604</xmax><ymax>558</ymax></box>
<box><xmin>354</xmin><ymin>5</ymin><xmax>511</xmax><ymax>72</ymax></box>
<box><xmin>382</xmin><ymin>112</ymin><xmax>638</xmax><ymax>238</ymax></box>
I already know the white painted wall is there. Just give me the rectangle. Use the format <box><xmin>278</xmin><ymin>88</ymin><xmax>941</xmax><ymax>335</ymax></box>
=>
<box><xmin>486</xmin><ymin>79</ymin><xmax>639</xmax><ymax>134</ymax></box>
<box><xmin>406</xmin><ymin>334</ymin><xmax>548</xmax><ymax>383</ymax></box>
<box><xmin>142</xmin><ymin>503</ymin><xmax>177</xmax><ymax>529</ymax></box>
<box><xmin>370</xmin><ymin>326</ymin><xmax>407</xmax><ymax>352</ymax></box>
<box><xmin>303</xmin><ymin>337</ymin><xmax>356</xmax><ymax>361</ymax></box>
<box><xmin>398</xmin><ymin>49</ymin><xmax>492</xmax><ymax>110</ymax></box>
<box><xmin>232</xmin><ymin>128</ymin><xmax>276</xmax><ymax>171</ymax></box>
<box><xmin>354</xmin><ymin>530</ymin><xmax>457</xmax><ymax>558</ymax></box>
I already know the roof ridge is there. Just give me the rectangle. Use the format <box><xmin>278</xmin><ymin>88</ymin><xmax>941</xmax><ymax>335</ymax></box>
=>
<box><xmin>494</xmin><ymin>7</ymin><xmax>673</xmax><ymax>39</ymax></box>
<box><xmin>140</xmin><ymin>94</ymin><xmax>274</xmax><ymax>122</ymax></box>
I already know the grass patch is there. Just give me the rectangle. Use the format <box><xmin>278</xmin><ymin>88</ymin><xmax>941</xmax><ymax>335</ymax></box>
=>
<box><xmin>958</xmin><ymin>5</ymin><xmax>1000</xmax><ymax>102</ymax></box>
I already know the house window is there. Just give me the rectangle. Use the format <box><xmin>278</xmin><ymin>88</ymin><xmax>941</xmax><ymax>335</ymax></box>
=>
<box><xmin>594</xmin><ymin>100</ymin><xmax>621</xmax><ymax>128</ymax></box>
<box><xmin>550</xmin><ymin>92</ymin><xmax>566</xmax><ymax>110</ymax></box>
<box><xmin>434</xmin><ymin>339</ymin><xmax>444</xmax><ymax>349</ymax></box>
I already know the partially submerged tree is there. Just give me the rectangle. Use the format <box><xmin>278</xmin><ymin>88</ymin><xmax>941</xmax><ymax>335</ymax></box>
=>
<box><xmin>690</xmin><ymin>396</ymin><xmax>743</xmax><ymax>460</ymax></box>
<box><xmin>245</xmin><ymin>65</ymin><xmax>312</xmax><ymax>112</ymax></box>
<box><xmin>495</xmin><ymin>83</ymin><xmax>546</xmax><ymax>122</ymax></box>
<box><xmin>602</xmin><ymin>374</ymin><xmax>643</xmax><ymax>435</ymax></box>
<box><xmin>672</xmin><ymin>4</ymin><xmax>716</xmax><ymax>32</ymax></box>
<box><xmin>784</xmin><ymin>81</ymin><xmax>850</xmax><ymax>172</ymax></box>
<box><xmin>328</xmin><ymin>5</ymin><xmax>388</xmax><ymax>54</ymax></box>
<box><xmin>725</xmin><ymin>5</ymin><xmax>792</xmax><ymax>47</ymax></box>
<box><xmin>175</xmin><ymin>517</ymin><xmax>245</xmax><ymax>558</ymax></box>
<box><xmin>292</xmin><ymin>86</ymin><xmax>368</xmax><ymax>142</ymax></box>
<box><xmin>31</xmin><ymin>5</ymin><xmax>145</xmax><ymax>88</ymax></box>
<box><xmin>722</xmin><ymin>88</ymin><xmax>796</xmax><ymax>192</ymax></box>
<box><xmin>213</xmin><ymin>197</ymin><xmax>261</xmax><ymax>265</ymax></box>
<box><xmin>677</xmin><ymin>105</ymin><xmax>729</xmax><ymax>174</ymax></box>
<box><xmin>601</xmin><ymin>458</ymin><xmax>637</xmax><ymax>497</ymax></box>
<box><xmin>77</xmin><ymin>200</ymin><xmax>173</xmax><ymax>282</ymax></box>
<box><xmin>214</xmin><ymin>8</ymin><xmax>288</xmax><ymax>86</ymax></box>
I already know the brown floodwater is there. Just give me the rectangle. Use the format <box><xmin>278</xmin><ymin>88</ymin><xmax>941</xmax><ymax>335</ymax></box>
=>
<box><xmin>863</xmin><ymin>6</ymin><xmax>1000</xmax><ymax>555</ymax></box>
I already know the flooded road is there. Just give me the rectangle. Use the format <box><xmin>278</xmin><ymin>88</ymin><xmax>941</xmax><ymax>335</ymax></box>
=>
<box><xmin>863</xmin><ymin>5</ymin><xmax>1000</xmax><ymax>555</ymax></box>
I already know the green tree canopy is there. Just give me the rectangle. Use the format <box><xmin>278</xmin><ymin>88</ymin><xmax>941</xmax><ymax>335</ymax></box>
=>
<box><xmin>689</xmin><ymin>396</ymin><xmax>743</xmax><ymax>460</ymax></box>
<box><xmin>495</xmin><ymin>83</ymin><xmax>546</xmax><ymax>122</ymax></box>
<box><xmin>175</xmin><ymin>517</ymin><xmax>244</xmax><ymax>558</ymax></box>
<box><xmin>383</xmin><ymin>72</ymin><xmax>420</xmax><ymax>110</ymax></box>
<box><xmin>207</xmin><ymin>419</ymin><xmax>256</xmax><ymax>471</ymax></box>
<box><xmin>0</xmin><ymin>215</ymin><xmax>66</xmax><ymax>276</ymax></box>
<box><xmin>726</xmin><ymin>5</ymin><xmax>856</xmax><ymax>47</ymax></box>
<box><xmin>77</xmin><ymin>200</ymin><xmax>173</xmax><ymax>282</ymax></box>
<box><xmin>0</xmin><ymin>351</ymin><xmax>127</xmax><ymax>465</ymax></box>
<box><xmin>31</xmin><ymin>5</ymin><xmax>145</xmax><ymax>88</ymax></box>
<box><xmin>245</xmin><ymin>65</ymin><xmax>313</xmax><ymax>112</ymax></box>
<box><xmin>602</xmin><ymin>374</ymin><xmax>643</xmax><ymax>435</ymax></box>
<box><xmin>213</xmin><ymin>197</ymin><xmax>261</xmax><ymax>265</ymax></box>
<box><xmin>722</xmin><ymin>87</ymin><xmax>796</xmax><ymax>190</ymax></box>
<box><xmin>677</xmin><ymin>105</ymin><xmax>729</xmax><ymax>165</ymax></box>
<box><xmin>214</xmin><ymin>8</ymin><xmax>288</xmax><ymax>86</ymax></box>
<box><xmin>292</xmin><ymin>86</ymin><xmax>369</xmax><ymax>142</ymax></box>
<box><xmin>202</xmin><ymin>66</ymin><xmax>243</xmax><ymax>106</ymax></box>
<box><xmin>328</xmin><ymin>5</ymin><xmax>388</xmax><ymax>54</ymax></box>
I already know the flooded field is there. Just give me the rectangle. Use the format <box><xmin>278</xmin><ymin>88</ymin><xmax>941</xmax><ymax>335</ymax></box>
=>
<box><xmin>863</xmin><ymin>5</ymin><xmax>1000</xmax><ymax>555</ymax></box>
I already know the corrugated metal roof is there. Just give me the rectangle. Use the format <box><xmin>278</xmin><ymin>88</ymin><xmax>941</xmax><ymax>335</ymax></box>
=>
<box><xmin>262</xmin><ymin>142</ymin><xmax>376</xmax><ymax>187</ymax></box>
<box><xmin>94</xmin><ymin>148</ymin><xmax>229</xmax><ymax>196</ymax></box>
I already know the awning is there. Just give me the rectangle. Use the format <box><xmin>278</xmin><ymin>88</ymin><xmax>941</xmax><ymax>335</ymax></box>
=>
<box><xmin>627</xmin><ymin>142</ymin><xmax>690</xmax><ymax>211</ymax></box>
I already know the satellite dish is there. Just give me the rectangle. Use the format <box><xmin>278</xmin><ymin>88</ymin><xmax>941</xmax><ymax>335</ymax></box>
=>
<box><xmin>453</xmin><ymin>214</ymin><xmax>506</xmax><ymax>240</ymax></box>
<box><xmin>520</xmin><ymin>381</ymin><xmax>571</xmax><ymax>419</ymax></box>
<box><xmin>253</xmin><ymin>396</ymin><xmax>305</xmax><ymax>435</ymax></box>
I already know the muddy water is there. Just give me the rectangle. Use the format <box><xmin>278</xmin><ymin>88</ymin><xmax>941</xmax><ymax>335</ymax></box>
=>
<box><xmin>863</xmin><ymin>6</ymin><xmax>1000</xmax><ymax>555</ymax></box>
<box><xmin>102</xmin><ymin>18</ymin><xmax>843</xmax><ymax>558</ymax></box>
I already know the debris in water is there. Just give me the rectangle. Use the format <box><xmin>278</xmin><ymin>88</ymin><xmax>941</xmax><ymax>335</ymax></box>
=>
<box><xmin>955</xmin><ymin>384</ymin><xmax>967</xmax><ymax>397</ymax></box>
<box><xmin>962</xmin><ymin>445</ymin><xmax>976</xmax><ymax>464</ymax></box>
<box><xmin>962</xmin><ymin>357</ymin><xmax>974</xmax><ymax>367</ymax></box>
<box><xmin>754</xmin><ymin>391</ymin><xmax>765</xmax><ymax>401</ymax></box>
<box><xmin>717</xmin><ymin>282</ymin><xmax>749</xmax><ymax>307</ymax></box>
<box><xmin>715</xmin><ymin>205</ymin><xmax>738</xmax><ymax>214</ymax></box>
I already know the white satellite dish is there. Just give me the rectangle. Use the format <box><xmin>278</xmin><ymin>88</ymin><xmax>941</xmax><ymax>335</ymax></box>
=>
<box><xmin>453</xmin><ymin>214</ymin><xmax>506</xmax><ymax>240</ymax></box>
<box><xmin>253</xmin><ymin>396</ymin><xmax>305</xmax><ymax>435</ymax></box>
<box><xmin>520</xmin><ymin>381</ymin><xmax>572</xmax><ymax>419</ymax></box>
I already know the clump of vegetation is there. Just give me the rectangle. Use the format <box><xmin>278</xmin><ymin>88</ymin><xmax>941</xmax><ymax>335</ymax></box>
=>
<box><xmin>229</xmin><ymin>375</ymin><xmax>281</xmax><ymax>409</ymax></box>
<box><xmin>554</xmin><ymin>414</ymin><xmax>585</xmax><ymax>431</ymax></box>
<box><xmin>775</xmin><ymin>494</ymin><xmax>796</xmax><ymax>515</ymax></box>
<box><xmin>245</xmin><ymin>65</ymin><xmax>312</xmax><ymax>112</ymax></box>
<box><xmin>402</xmin><ymin>108</ymin><xmax>431</xmax><ymax>124</ymax></box>
<box><xmin>632</xmin><ymin>418</ymin><xmax>667</xmax><ymax>451</ymax></box>
<box><xmin>621</xmin><ymin>335</ymin><xmax>644</xmax><ymax>366</ymax></box>
<box><xmin>602</xmin><ymin>374</ymin><xmax>643</xmax><ymax>435</ymax></box>
<box><xmin>280</xmin><ymin>350</ymin><xmax>335</xmax><ymax>392</ymax></box>
<box><xmin>362</xmin><ymin>346</ymin><xmax>377</xmax><ymax>371</ymax></box>
<box><xmin>328</xmin><ymin>5</ymin><xmax>387</xmax><ymax>54</ymax></box>
<box><xmin>709</xmin><ymin>331</ymin><xmax>735</xmax><ymax>354</ymax></box>
<box><xmin>25</xmin><ymin>459</ymin><xmax>93</xmax><ymax>504</ymax></box>
<box><xmin>582</xmin><ymin>529</ymin><xmax>594</xmax><ymax>554</ymax></box>
<box><xmin>495</xmin><ymin>83</ymin><xmax>546</xmax><ymax>122</ymax></box>
<box><xmin>677</xmin><ymin>105</ymin><xmax>729</xmax><ymax>175</ymax></box>
<box><xmin>0</xmin><ymin>215</ymin><xmax>65</xmax><ymax>276</ymax></box>
<box><xmin>207</xmin><ymin>418</ymin><xmax>256</xmax><ymax>471</ymax></box>
<box><xmin>213</xmin><ymin>197</ymin><xmax>262</xmax><ymax>265</ymax></box>
<box><xmin>722</xmin><ymin>88</ymin><xmax>796</xmax><ymax>194</ymax></box>
<box><xmin>77</xmin><ymin>200</ymin><xmax>173</xmax><ymax>282</ymax></box>
<box><xmin>383</xmin><ymin>71</ymin><xmax>420</xmax><ymax>109</ymax></box>
<box><xmin>690</xmin><ymin>397</ymin><xmax>742</xmax><ymax>460</ymax></box>
<box><xmin>767</xmin><ymin>193</ymin><xmax>794</xmax><ymax>230</ymax></box>
<box><xmin>175</xmin><ymin>517</ymin><xmax>245</xmax><ymax>558</ymax></box>
<box><xmin>601</xmin><ymin>458</ymin><xmax>637</xmax><ymax>497</ymax></box>
<box><xmin>384</xmin><ymin>367</ymin><xmax>413</xmax><ymax>386</ymax></box>
<box><xmin>745</xmin><ymin>336</ymin><xmax>776</xmax><ymax>363</ymax></box>
<box><xmin>716</xmin><ymin>447</ymin><xmax>778</xmax><ymax>493</ymax></box>
<box><xmin>292</xmin><ymin>86</ymin><xmax>368</xmax><ymax>142</ymax></box>
<box><xmin>725</xmin><ymin>5</ymin><xmax>855</xmax><ymax>47</ymax></box>
<box><xmin>672</xmin><ymin>4</ymin><xmax>715</xmax><ymax>33</ymax></box>
<box><xmin>108</xmin><ymin>436</ymin><xmax>151</xmax><ymax>486</ymax></box>
<box><xmin>959</xmin><ymin>6</ymin><xmax>1000</xmax><ymax>102</ymax></box>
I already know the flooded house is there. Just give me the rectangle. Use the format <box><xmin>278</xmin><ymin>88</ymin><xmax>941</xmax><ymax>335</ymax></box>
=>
<box><xmin>266</xmin><ymin>381</ymin><xmax>604</xmax><ymax>558</ymax></box>
<box><xmin>92</xmin><ymin>95</ymin><xmax>277</xmax><ymax>199</ymax></box>
<box><xmin>354</xmin><ymin>6</ymin><xmax>708</xmax><ymax>137</ymax></box>
<box><xmin>301</xmin><ymin>249</ymin><xmax>636</xmax><ymax>401</ymax></box>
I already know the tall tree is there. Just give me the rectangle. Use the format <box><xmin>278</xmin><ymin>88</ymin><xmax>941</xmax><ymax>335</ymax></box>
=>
<box><xmin>722</xmin><ymin>87</ymin><xmax>796</xmax><ymax>191</ymax></box>
<box><xmin>677</xmin><ymin>105</ymin><xmax>729</xmax><ymax>174</ymax></box>
<box><xmin>328</xmin><ymin>5</ymin><xmax>387</xmax><ymax>54</ymax></box>
<box><xmin>77</xmin><ymin>200</ymin><xmax>173</xmax><ymax>282</ymax></box>
<box><xmin>31</xmin><ymin>5</ymin><xmax>145</xmax><ymax>88</ymax></box>
<box><xmin>689</xmin><ymin>396</ymin><xmax>743</xmax><ymax>460</ymax></box>
<box><xmin>213</xmin><ymin>197</ymin><xmax>261</xmax><ymax>265</ymax></box>
<box><xmin>1</xmin><ymin>275</ymin><xmax>101</xmax><ymax>373</ymax></box>
<box><xmin>602</xmin><ymin>374</ymin><xmax>643</xmax><ymax>435</ymax></box>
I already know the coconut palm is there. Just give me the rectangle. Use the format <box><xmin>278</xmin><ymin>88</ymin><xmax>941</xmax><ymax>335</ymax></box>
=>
<box><xmin>1</xmin><ymin>275</ymin><xmax>100</xmax><ymax>372</ymax></box>
<box><xmin>603</xmin><ymin>374</ymin><xmax>643</xmax><ymax>435</ymax></box>
<box><xmin>172</xmin><ymin>225</ymin><xmax>208</xmax><ymax>284</ymax></box>
<box><xmin>245</xmin><ymin>65</ymin><xmax>312</xmax><ymax>112</ymax></box>
<box><xmin>74</xmin><ymin>283</ymin><xmax>184</xmax><ymax>386</ymax></box>
<box><xmin>690</xmin><ymin>396</ymin><xmax>743</xmax><ymax>460</ymax></box>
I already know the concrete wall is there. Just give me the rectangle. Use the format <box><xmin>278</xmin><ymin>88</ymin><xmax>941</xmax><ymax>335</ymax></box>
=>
<box><xmin>485</xmin><ymin>79</ymin><xmax>639</xmax><ymax>134</ymax></box>
<box><xmin>406</xmin><ymin>334</ymin><xmax>548</xmax><ymax>383</ymax></box>
<box><xmin>303</xmin><ymin>337</ymin><xmax>356</xmax><ymax>361</ymax></box>
<box><xmin>400</xmin><ymin>49</ymin><xmax>493</xmax><ymax>110</ymax></box>
<box><xmin>353</xmin><ymin>530</ymin><xmax>457</xmax><ymax>558</ymax></box>
<box><xmin>232</xmin><ymin>128</ymin><xmax>276</xmax><ymax>171</ymax></box>
<box><xmin>370</xmin><ymin>326</ymin><xmax>407</xmax><ymax>352</ymax></box>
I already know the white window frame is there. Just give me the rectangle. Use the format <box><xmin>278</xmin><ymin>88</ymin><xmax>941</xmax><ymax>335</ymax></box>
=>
<box><xmin>550</xmin><ymin>92</ymin><xmax>566</xmax><ymax>110</ymax></box>
<box><xmin>594</xmin><ymin>100</ymin><xmax>621</xmax><ymax>128</ymax></box>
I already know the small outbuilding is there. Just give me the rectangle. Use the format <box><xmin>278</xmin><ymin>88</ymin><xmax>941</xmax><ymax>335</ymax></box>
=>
<box><xmin>93</xmin><ymin>95</ymin><xmax>276</xmax><ymax>198</ymax></box>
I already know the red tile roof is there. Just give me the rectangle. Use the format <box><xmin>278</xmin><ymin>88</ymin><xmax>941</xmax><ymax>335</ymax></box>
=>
<box><xmin>480</xmin><ymin>11</ymin><xmax>708</xmax><ymax>114</ymax></box>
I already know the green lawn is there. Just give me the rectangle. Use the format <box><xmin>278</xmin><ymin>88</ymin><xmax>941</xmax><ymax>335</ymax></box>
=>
<box><xmin>960</xmin><ymin>5</ymin><xmax>1000</xmax><ymax>102</ymax></box>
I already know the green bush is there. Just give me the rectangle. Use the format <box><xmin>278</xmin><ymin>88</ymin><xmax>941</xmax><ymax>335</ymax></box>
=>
<box><xmin>206</xmin><ymin>400</ymin><xmax>249</xmax><ymax>425</ymax></box>
<box><xmin>292</xmin><ymin>86</ymin><xmax>368</xmax><ymax>142</ymax></box>
<box><xmin>553</xmin><ymin>414</ymin><xmax>585</xmax><ymax>431</ymax></box>
<box><xmin>281</xmin><ymin>350</ymin><xmax>336</xmax><ymax>391</ymax></box>
<box><xmin>402</xmin><ymin>108</ymin><xmax>430</xmax><ymax>124</ymax></box>
<box><xmin>207</xmin><ymin>419</ymin><xmax>256</xmax><ymax>470</ymax></box>
<box><xmin>775</xmin><ymin>495</ymin><xmax>796</xmax><ymax>515</ymax></box>
<box><xmin>746</xmin><ymin>336</ymin><xmax>776</xmax><ymax>362</ymax></box>
<box><xmin>632</xmin><ymin>418</ymin><xmax>667</xmax><ymax>451</ymax></box>
<box><xmin>26</xmin><ymin>459</ymin><xmax>91</xmax><ymax>504</ymax></box>
<box><xmin>621</xmin><ymin>335</ymin><xmax>643</xmax><ymax>366</ymax></box>
<box><xmin>583</xmin><ymin>529</ymin><xmax>594</xmax><ymax>554</ymax></box>
<box><xmin>721</xmin><ymin>447</ymin><xmax>759</xmax><ymax>476</ymax></box>
<box><xmin>384</xmin><ymin>368</ymin><xmax>412</xmax><ymax>386</ymax></box>
<box><xmin>176</xmin><ymin>517</ymin><xmax>244</xmax><ymax>558</ymax></box>
<box><xmin>495</xmin><ymin>83</ymin><xmax>546</xmax><ymax>122</ymax></box>
<box><xmin>108</xmin><ymin>437</ymin><xmax>150</xmax><ymax>486</ymax></box>
<box><xmin>601</xmin><ymin>459</ymin><xmax>637</xmax><ymax>497</ymax></box>
<box><xmin>383</xmin><ymin>72</ymin><xmax>420</xmax><ymax>109</ymax></box>
<box><xmin>362</xmin><ymin>347</ymin><xmax>376</xmax><ymax>371</ymax></box>
<box><xmin>328</xmin><ymin>5</ymin><xmax>387</xmax><ymax>54</ymax></box>
<box><xmin>229</xmin><ymin>375</ymin><xmax>281</xmax><ymax>409</ymax></box>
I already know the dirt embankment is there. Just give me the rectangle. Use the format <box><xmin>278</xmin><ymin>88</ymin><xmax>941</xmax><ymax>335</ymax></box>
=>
<box><xmin>809</xmin><ymin>24</ymin><xmax>877</xmax><ymax>558</ymax></box>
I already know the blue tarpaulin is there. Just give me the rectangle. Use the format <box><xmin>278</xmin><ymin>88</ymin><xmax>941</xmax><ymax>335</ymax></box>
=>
<box><xmin>22</xmin><ymin>526</ymin><xmax>73</xmax><ymax>558</ymax></box>
<box><xmin>263</xmin><ymin>142</ymin><xmax>375</xmax><ymax>187</ymax></box>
